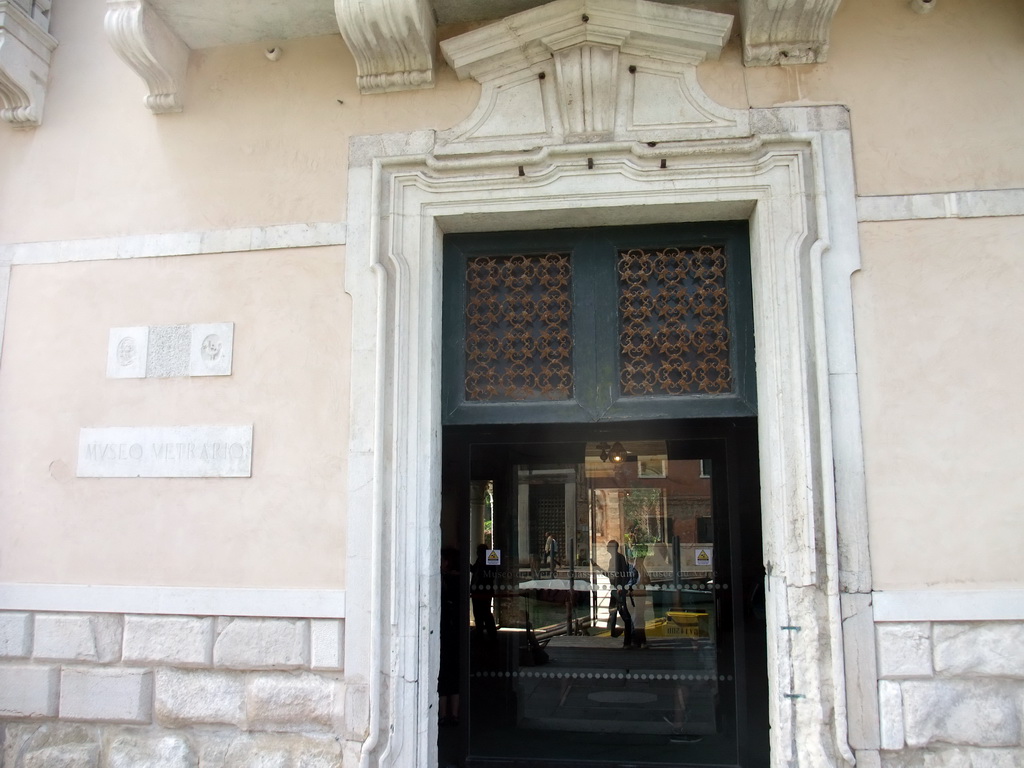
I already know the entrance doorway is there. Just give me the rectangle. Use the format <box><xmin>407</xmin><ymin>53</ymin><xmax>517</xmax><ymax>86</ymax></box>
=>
<box><xmin>440</xmin><ymin>419</ymin><xmax>767</xmax><ymax>767</ymax></box>
<box><xmin>439</xmin><ymin>220</ymin><xmax>766</xmax><ymax>766</ymax></box>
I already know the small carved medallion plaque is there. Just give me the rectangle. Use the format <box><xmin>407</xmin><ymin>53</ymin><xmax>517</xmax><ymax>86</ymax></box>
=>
<box><xmin>190</xmin><ymin>323</ymin><xmax>234</xmax><ymax>376</ymax></box>
<box><xmin>106</xmin><ymin>327</ymin><xmax>149</xmax><ymax>378</ymax></box>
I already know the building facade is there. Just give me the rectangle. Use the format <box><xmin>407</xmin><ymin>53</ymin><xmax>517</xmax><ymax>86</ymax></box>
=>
<box><xmin>1</xmin><ymin>1</ymin><xmax>1022</xmax><ymax>767</ymax></box>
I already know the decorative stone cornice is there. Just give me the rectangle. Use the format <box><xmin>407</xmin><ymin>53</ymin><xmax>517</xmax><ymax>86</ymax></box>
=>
<box><xmin>443</xmin><ymin>0</ymin><xmax>732</xmax><ymax>81</ymax></box>
<box><xmin>334</xmin><ymin>0</ymin><xmax>435</xmax><ymax>94</ymax></box>
<box><xmin>0</xmin><ymin>0</ymin><xmax>57</xmax><ymax>127</ymax></box>
<box><xmin>104</xmin><ymin>0</ymin><xmax>189</xmax><ymax>113</ymax></box>
<box><xmin>738</xmin><ymin>0</ymin><xmax>844</xmax><ymax>66</ymax></box>
<box><xmin>439</xmin><ymin>0</ymin><xmax>743</xmax><ymax>152</ymax></box>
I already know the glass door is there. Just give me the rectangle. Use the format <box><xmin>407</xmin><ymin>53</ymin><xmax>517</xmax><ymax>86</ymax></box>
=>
<box><xmin>444</xmin><ymin>420</ymin><xmax>767</xmax><ymax>768</ymax></box>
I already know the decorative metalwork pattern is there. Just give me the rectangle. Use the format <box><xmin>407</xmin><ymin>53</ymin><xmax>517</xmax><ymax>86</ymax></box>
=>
<box><xmin>618</xmin><ymin>245</ymin><xmax>732</xmax><ymax>395</ymax></box>
<box><xmin>464</xmin><ymin>253</ymin><xmax>573</xmax><ymax>401</ymax></box>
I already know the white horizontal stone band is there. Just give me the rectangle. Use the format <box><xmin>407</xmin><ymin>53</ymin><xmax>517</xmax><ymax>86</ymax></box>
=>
<box><xmin>873</xmin><ymin>589</ymin><xmax>1024</xmax><ymax>623</ymax></box>
<box><xmin>0</xmin><ymin>222</ymin><xmax>346</xmax><ymax>265</ymax></box>
<box><xmin>857</xmin><ymin>188</ymin><xmax>1024</xmax><ymax>222</ymax></box>
<box><xmin>0</xmin><ymin>584</ymin><xmax>346</xmax><ymax>619</ymax></box>
<box><xmin>3</xmin><ymin>188</ymin><xmax>1022</xmax><ymax>264</ymax></box>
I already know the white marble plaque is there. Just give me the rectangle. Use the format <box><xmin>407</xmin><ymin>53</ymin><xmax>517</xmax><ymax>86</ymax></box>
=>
<box><xmin>189</xmin><ymin>322</ymin><xmax>233</xmax><ymax>376</ymax></box>
<box><xmin>106</xmin><ymin>327</ymin><xmax>149</xmax><ymax>379</ymax></box>
<box><xmin>77</xmin><ymin>426</ymin><xmax>253</xmax><ymax>478</ymax></box>
<box><xmin>106</xmin><ymin>322</ymin><xmax>235</xmax><ymax>378</ymax></box>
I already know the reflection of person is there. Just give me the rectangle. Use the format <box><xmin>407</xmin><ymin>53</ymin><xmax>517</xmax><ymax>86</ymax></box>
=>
<box><xmin>438</xmin><ymin>547</ymin><xmax>460</xmax><ymax>727</ymax></box>
<box><xmin>544</xmin><ymin>532</ymin><xmax>559</xmax><ymax>576</ymax></box>
<box><xmin>628</xmin><ymin>557</ymin><xmax>649</xmax><ymax>649</ymax></box>
<box><xmin>605</xmin><ymin>540</ymin><xmax>633</xmax><ymax>648</ymax></box>
<box><xmin>470</xmin><ymin>544</ymin><xmax>497</xmax><ymax>642</ymax></box>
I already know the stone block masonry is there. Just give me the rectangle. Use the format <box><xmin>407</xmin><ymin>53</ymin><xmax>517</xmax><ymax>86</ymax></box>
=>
<box><xmin>0</xmin><ymin>664</ymin><xmax>59</xmax><ymax>717</ymax></box>
<box><xmin>0</xmin><ymin>612</ymin><xmax>32</xmax><ymax>658</ymax></box>
<box><xmin>60</xmin><ymin>667</ymin><xmax>153</xmax><ymax>723</ymax></box>
<box><xmin>154</xmin><ymin>668</ymin><xmax>246</xmax><ymax>728</ymax></box>
<box><xmin>123</xmin><ymin>615</ymin><xmax>214</xmax><ymax>666</ymax></box>
<box><xmin>33</xmin><ymin>614</ymin><xmax>123</xmax><ymax>663</ymax></box>
<box><xmin>876</xmin><ymin>620</ymin><xmax>1024</xmax><ymax>767</ymax></box>
<box><xmin>0</xmin><ymin>610</ymin><xmax>346</xmax><ymax>768</ymax></box>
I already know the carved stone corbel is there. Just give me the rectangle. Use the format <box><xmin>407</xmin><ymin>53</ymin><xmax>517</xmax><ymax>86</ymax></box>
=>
<box><xmin>334</xmin><ymin>0</ymin><xmax>435</xmax><ymax>95</ymax></box>
<box><xmin>0</xmin><ymin>0</ymin><xmax>58</xmax><ymax>127</ymax></box>
<box><xmin>739</xmin><ymin>0</ymin><xmax>844</xmax><ymax>66</ymax></box>
<box><xmin>104</xmin><ymin>0</ymin><xmax>189</xmax><ymax>113</ymax></box>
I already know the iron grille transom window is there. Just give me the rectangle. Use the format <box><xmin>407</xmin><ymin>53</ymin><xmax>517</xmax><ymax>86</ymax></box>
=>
<box><xmin>443</xmin><ymin>223</ymin><xmax>754</xmax><ymax>425</ymax></box>
<box><xmin>464</xmin><ymin>253</ymin><xmax>574</xmax><ymax>402</ymax></box>
<box><xmin>618</xmin><ymin>245</ymin><xmax>732</xmax><ymax>397</ymax></box>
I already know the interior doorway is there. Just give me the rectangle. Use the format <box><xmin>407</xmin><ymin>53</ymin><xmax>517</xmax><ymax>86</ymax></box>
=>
<box><xmin>440</xmin><ymin>419</ymin><xmax>767</xmax><ymax>767</ymax></box>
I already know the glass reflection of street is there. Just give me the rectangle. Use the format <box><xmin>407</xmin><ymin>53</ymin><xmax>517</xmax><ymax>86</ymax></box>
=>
<box><xmin>466</xmin><ymin>444</ymin><xmax>732</xmax><ymax>765</ymax></box>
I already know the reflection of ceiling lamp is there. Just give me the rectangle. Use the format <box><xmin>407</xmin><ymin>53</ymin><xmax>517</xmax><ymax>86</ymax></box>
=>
<box><xmin>597</xmin><ymin>442</ymin><xmax>627</xmax><ymax>462</ymax></box>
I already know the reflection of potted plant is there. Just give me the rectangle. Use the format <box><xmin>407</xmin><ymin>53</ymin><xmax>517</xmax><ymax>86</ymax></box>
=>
<box><xmin>623</xmin><ymin>487</ymin><xmax>659</xmax><ymax>561</ymax></box>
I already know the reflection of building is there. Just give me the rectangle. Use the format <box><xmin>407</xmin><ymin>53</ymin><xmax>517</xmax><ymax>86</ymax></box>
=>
<box><xmin>588</xmin><ymin>450</ymin><xmax>714</xmax><ymax>579</ymax></box>
<box><xmin>2</xmin><ymin>1</ymin><xmax>1023</xmax><ymax>767</ymax></box>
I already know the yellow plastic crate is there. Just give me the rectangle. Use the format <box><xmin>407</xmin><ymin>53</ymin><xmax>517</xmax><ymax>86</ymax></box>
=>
<box><xmin>666</xmin><ymin>611</ymin><xmax>708</xmax><ymax>638</ymax></box>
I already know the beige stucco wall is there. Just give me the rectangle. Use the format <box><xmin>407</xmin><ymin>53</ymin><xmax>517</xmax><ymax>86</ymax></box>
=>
<box><xmin>2</xmin><ymin>0</ymin><xmax>1020</xmax><ymax>246</ymax></box>
<box><xmin>0</xmin><ymin>248</ymin><xmax>349</xmax><ymax>587</ymax></box>
<box><xmin>855</xmin><ymin>216</ymin><xmax>1024</xmax><ymax>590</ymax></box>
<box><xmin>699</xmin><ymin>0</ymin><xmax>1024</xmax><ymax>195</ymax></box>
<box><xmin>1</xmin><ymin>0</ymin><xmax>1022</xmax><ymax>591</ymax></box>
<box><xmin>0</xmin><ymin>0</ymin><xmax>480</xmax><ymax>244</ymax></box>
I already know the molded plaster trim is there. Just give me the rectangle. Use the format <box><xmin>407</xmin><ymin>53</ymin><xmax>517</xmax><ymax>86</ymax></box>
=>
<box><xmin>0</xmin><ymin>583</ymin><xmax>346</xmax><ymax>618</ymax></box>
<box><xmin>0</xmin><ymin>0</ymin><xmax>58</xmax><ymax>127</ymax></box>
<box><xmin>0</xmin><ymin>222</ymin><xmax>347</xmax><ymax>265</ymax></box>
<box><xmin>104</xmin><ymin>0</ymin><xmax>189</xmax><ymax>114</ymax></box>
<box><xmin>873</xmin><ymin>589</ymin><xmax>1024</xmax><ymax>623</ymax></box>
<box><xmin>334</xmin><ymin>0</ymin><xmax>435</xmax><ymax>94</ymax></box>
<box><xmin>857</xmin><ymin>189</ymin><xmax>1024</xmax><ymax>222</ymax></box>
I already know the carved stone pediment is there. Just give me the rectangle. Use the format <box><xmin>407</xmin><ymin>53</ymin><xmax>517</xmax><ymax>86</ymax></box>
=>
<box><xmin>438</xmin><ymin>0</ymin><xmax>748</xmax><ymax>153</ymax></box>
<box><xmin>0</xmin><ymin>0</ymin><xmax>58</xmax><ymax>127</ymax></box>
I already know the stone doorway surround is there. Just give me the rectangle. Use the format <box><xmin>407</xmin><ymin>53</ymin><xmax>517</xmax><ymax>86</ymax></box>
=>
<box><xmin>341</xmin><ymin>2</ymin><xmax>876</xmax><ymax>766</ymax></box>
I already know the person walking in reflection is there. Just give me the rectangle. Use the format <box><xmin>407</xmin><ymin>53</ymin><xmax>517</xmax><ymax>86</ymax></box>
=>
<box><xmin>543</xmin><ymin>531</ymin><xmax>559</xmax><ymax>577</ymax></box>
<box><xmin>470</xmin><ymin>543</ymin><xmax>497</xmax><ymax>644</ymax></box>
<box><xmin>605</xmin><ymin>540</ymin><xmax>634</xmax><ymax>648</ymax></box>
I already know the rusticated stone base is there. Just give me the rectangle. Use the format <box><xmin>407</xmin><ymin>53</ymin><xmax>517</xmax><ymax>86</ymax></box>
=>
<box><xmin>881</xmin><ymin>746</ymin><xmax>1024</xmax><ymax>768</ymax></box>
<box><xmin>876</xmin><ymin>620</ymin><xmax>1024</xmax><ymax>760</ymax></box>
<box><xmin>0</xmin><ymin>610</ymin><xmax>345</xmax><ymax>767</ymax></box>
<box><xmin>1</xmin><ymin>723</ymin><xmax>344</xmax><ymax>768</ymax></box>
